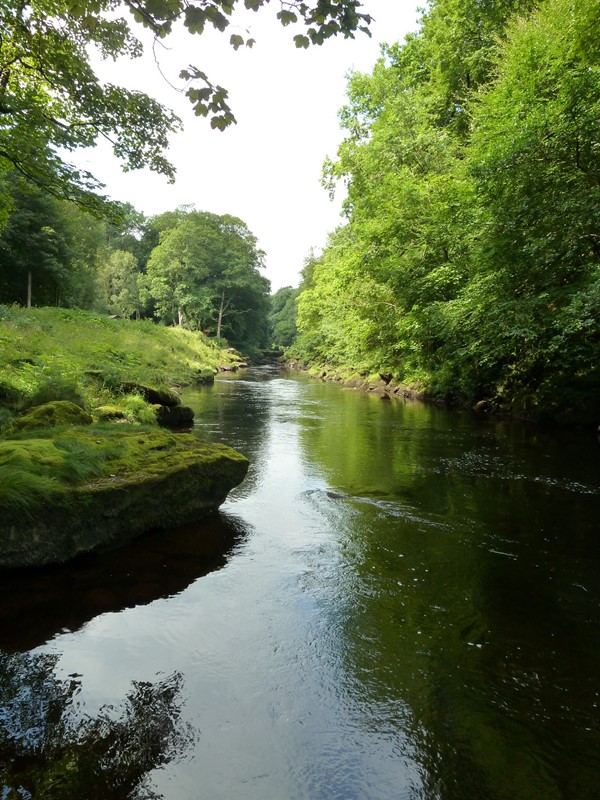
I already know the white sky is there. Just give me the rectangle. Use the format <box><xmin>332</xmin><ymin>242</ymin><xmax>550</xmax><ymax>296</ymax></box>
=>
<box><xmin>76</xmin><ymin>1</ymin><xmax>421</xmax><ymax>291</ymax></box>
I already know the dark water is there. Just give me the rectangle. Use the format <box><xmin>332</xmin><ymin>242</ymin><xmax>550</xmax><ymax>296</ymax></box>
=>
<box><xmin>2</xmin><ymin>369</ymin><xmax>600</xmax><ymax>799</ymax></box>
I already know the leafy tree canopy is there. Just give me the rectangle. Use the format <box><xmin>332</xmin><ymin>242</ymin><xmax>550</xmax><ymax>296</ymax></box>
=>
<box><xmin>144</xmin><ymin>208</ymin><xmax>270</xmax><ymax>347</ymax></box>
<box><xmin>0</xmin><ymin>0</ymin><xmax>372</xmax><ymax>221</ymax></box>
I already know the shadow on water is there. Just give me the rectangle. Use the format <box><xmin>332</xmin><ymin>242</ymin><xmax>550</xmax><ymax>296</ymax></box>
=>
<box><xmin>0</xmin><ymin>512</ymin><xmax>250</xmax><ymax>653</ymax></box>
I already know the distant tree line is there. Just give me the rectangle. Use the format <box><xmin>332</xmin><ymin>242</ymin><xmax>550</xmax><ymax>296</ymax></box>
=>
<box><xmin>282</xmin><ymin>0</ymin><xmax>600</xmax><ymax>423</ymax></box>
<box><xmin>0</xmin><ymin>174</ymin><xmax>271</xmax><ymax>350</ymax></box>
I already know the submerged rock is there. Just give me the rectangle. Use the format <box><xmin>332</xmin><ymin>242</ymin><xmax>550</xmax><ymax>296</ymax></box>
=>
<box><xmin>0</xmin><ymin>428</ymin><xmax>248</xmax><ymax>568</ymax></box>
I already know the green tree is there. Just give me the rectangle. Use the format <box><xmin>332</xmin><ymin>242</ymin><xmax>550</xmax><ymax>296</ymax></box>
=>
<box><xmin>97</xmin><ymin>249</ymin><xmax>141</xmax><ymax>319</ymax></box>
<box><xmin>0</xmin><ymin>174</ymin><xmax>112</xmax><ymax>308</ymax></box>
<box><xmin>144</xmin><ymin>210</ymin><xmax>270</xmax><ymax>347</ymax></box>
<box><xmin>0</xmin><ymin>176</ymin><xmax>70</xmax><ymax>307</ymax></box>
<box><xmin>269</xmin><ymin>286</ymin><xmax>299</xmax><ymax>347</ymax></box>
<box><xmin>450</xmin><ymin>0</ymin><xmax>600</xmax><ymax>417</ymax></box>
<box><xmin>296</xmin><ymin>0</ymin><xmax>599</xmax><ymax>422</ymax></box>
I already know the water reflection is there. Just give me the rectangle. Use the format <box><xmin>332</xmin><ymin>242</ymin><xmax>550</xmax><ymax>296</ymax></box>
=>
<box><xmin>296</xmin><ymin>382</ymin><xmax>600</xmax><ymax>799</ymax></box>
<box><xmin>0</xmin><ymin>650</ymin><xmax>194</xmax><ymax>799</ymax></box>
<box><xmin>0</xmin><ymin>513</ymin><xmax>249</xmax><ymax>653</ymax></box>
<box><xmin>1</xmin><ymin>372</ymin><xmax>599</xmax><ymax>799</ymax></box>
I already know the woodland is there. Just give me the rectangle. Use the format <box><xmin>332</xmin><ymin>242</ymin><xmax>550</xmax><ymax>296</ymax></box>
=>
<box><xmin>279</xmin><ymin>0</ymin><xmax>600</xmax><ymax>424</ymax></box>
<box><xmin>0</xmin><ymin>0</ymin><xmax>599</xmax><ymax>423</ymax></box>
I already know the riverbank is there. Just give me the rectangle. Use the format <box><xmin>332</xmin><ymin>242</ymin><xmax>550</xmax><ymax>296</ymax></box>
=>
<box><xmin>0</xmin><ymin>306</ymin><xmax>250</xmax><ymax>565</ymax></box>
<box><xmin>286</xmin><ymin>359</ymin><xmax>600</xmax><ymax>428</ymax></box>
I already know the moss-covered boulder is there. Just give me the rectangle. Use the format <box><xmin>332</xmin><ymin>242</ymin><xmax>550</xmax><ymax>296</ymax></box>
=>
<box><xmin>95</xmin><ymin>404</ymin><xmax>128</xmax><ymax>421</ymax></box>
<box><xmin>119</xmin><ymin>382</ymin><xmax>181</xmax><ymax>406</ymax></box>
<box><xmin>154</xmin><ymin>404</ymin><xmax>195</xmax><ymax>428</ymax></box>
<box><xmin>14</xmin><ymin>401</ymin><xmax>93</xmax><ymax>431</ymax></box>
<box><xmin>195</xmin><ymin>367</ymin><xmax>216</xmax><ymax>384</ymax></box>
<box><xmin>0</xmin><ymin>427</ymin><xmax>248</xmax><ymax>568</ymax></box>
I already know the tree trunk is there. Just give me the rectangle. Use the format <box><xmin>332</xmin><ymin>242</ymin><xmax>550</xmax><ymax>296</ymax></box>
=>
<box><xmin>216</xmin><ymin>290</ymin><xmax>225</xmax><ymax>339</ymax></box>
<box><xmin>26</xmin><ymin>271</ymin><xmax>32</xmax><ymax>308</ymax></box>
<box><xmin>178</xmin><ymin>307</ymin><xmax>184</xmax><ymax>327</ymax></box>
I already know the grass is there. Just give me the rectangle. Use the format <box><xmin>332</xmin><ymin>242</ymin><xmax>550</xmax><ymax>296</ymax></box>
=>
<box><xmin>0</xmin><ymin>424</ymin><xmax>248</xmax><ymax>516</ymax></box>
<box><xmin>0</xmin><ymin>305</ymin><xmax>236</xmax><ymax>421</ymax></box>
<box><xmin>0</xmin><ymin>427</ymin><xmax>124</xmax><ymax>513</ymax></box>
<box><xmin>0</xmin><ymin>306</ymin><xmax>244</xmax><ymax>516</ymax></box>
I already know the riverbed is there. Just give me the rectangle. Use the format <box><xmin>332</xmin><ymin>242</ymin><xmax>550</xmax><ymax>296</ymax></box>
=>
<box><xmin>1</xmin><ymin>368</ymin><xmax>599</xmax><ymax>799</ymax></box>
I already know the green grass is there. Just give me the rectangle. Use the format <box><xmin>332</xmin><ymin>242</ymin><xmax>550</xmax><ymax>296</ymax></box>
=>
<box><xmin>0</xmin><ymin>306</ymin><xmax>245</xmax><ymax>515</ymax></box>
<box><xmin>0</xmin><ymin>428</ymin><xmax>124</xmax><ymax>513</ymax></box>
<box><xmin>0</xmin><ymin>424</ymin><xmax>247</xmax><ymax>516</ymax></box>
<box><xmin>0</xmin><ymin>305</ymin><xmax>236</xmax><ymax>423</ymax></box>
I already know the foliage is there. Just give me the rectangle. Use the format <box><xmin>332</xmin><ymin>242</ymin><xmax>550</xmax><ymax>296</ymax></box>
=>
<box><xmin>0</xmin><ymin>0</ymin><xmax>372</xmax><ymax>221</ymax></box>
<box><xmin>268</xmin><ymin>286</ymin><xmax>299</xmax><ymax>347</ymax></box>
<box><xmin>291</xmin><ymin>0</ymin><xmax>600</xmax><ymax>423</ymax></box>
<box><xmin>0</xmin><ymin>173</ymin><xmax>111</xmax><ymax>308</ymax></box>
<box><xmin>144</xmin><ymin>209</ymin><xmax>270</xmax><ymax>347</ymax></box>
<box><xmin>96</xmin><ymin>249</ymin><xmax>141</xmax><ymax>318</ymax></box>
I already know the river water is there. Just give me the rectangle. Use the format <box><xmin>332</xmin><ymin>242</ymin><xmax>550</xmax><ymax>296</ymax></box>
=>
<box><xmin>1</xmin><ymin>369</ymin><xmax>600</xmax><ymax>799</ymax></box>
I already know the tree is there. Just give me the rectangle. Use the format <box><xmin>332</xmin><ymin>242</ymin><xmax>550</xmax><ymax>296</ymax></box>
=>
<box><xmin>269</xmin><ymin>286</ymin><xmax>299</xmax><ymax>347</ymax></box>
<box><xmin>0</xmin><ymin>173</ymin><xmax>113</xmax><ymax>308</ymax></box>
<box><xmin>294</xmin><ymin>0</ymin><xmax>600</xmax><ymax>422</ymax></box>
<box><xmin>97</xmin><ymin>249</ymin><xmax>142</xmax><ymax>319</ymax></box>
<box><xmin>451</xmin><ymin>0</ymin><xmax>600</xmax><ymax>416</ymax></box>
<box><xmin>0</xmin><ymin>0</ymin><xmax>372</xmax><ymax>223</ymax></box>
<box><xmin>144</xmin><ymin>209</ymin><xmax>270</xmax><ymax>347</ymax></box>
<box><xmin>0</xmin><ymin>176</ymin><xmax>71</xmax><ymax>307</ymax></box>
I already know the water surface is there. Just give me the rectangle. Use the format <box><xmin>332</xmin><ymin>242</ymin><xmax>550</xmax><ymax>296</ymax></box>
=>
<box><xmin>2</xmin><ymin>369</ymin><xmax>599</xmax><ymax>799</ymax></box>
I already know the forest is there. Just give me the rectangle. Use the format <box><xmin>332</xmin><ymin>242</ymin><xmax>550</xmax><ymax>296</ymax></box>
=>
<box><xmin>0</xmin><ymin>181</ymin><xmax>271</xmax><ymax>352</ymax></box>
<box><xmin>1</xmin><ymin>0</ymin><xmax>599</xmax><ymax>423</ymax></box>
<box><xmin>273</xmin><ymin>0</ymin><xmax>600</xmax><ymax>424</ymax></box>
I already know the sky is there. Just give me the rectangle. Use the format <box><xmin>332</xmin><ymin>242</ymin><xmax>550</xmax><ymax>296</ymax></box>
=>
<box><xmin>76</xmin><ymin>1</ymin><xmax>421</xmax><ymax>291</ymax></box>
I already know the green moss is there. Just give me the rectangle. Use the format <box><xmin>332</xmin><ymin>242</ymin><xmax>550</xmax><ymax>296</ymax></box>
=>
<box><xmin>94</xmin><ymin>404</ymin><xmax>127</xmax><ymax>421</ymax></box>
<box><xmin>14</xmin><ymin>401</ymin><xmax>93</xmax><ymax>431</ymax></box>
<box><xmin>0</xmin><ymin>426</ymin><xmax>248</xmax><ymax>515</ymax></box>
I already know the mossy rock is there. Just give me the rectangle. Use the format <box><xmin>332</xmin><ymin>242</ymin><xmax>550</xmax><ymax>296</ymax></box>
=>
<box><xmin>119</xmin><ymin>382</ymin><xmax>181</xmax><ymax>407</ymax></box>
<box><xmin>14</xmin><ymin>401</ymin><xmax>93</xmax><ymax>431</ymax></box>
<box><xmin>195</xmin><ymin>367</ymin><xmax>216</xmax><ymax>384</ymax></box>
<box><xmin>95</xmin><ymin>404</ymin><xmax>128</xmax><ymax>421</ymax></box>
<box><xmin>0</xmin><ymin>427</ymin><xmax>249</xmax><ymax>567</ymax></box>
<box><xmin>154</xmin><ymin>404</ymin><xmax>195</xmax><ymax>428</ymax></box>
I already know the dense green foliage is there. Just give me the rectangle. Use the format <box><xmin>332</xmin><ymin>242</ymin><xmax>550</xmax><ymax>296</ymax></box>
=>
<box><xmin>144</xmin><ymin>210</ymin><xmax>270</xmax><ymax>346</ymax></box>
<box><xmin>292</xmin><ymin>0</ymin><xmax>600</xmax><ymax>423</ymax></box>
<box><xmin>0</xmin><ymin>176</ymin><xmax>271</xmax><ymax>350</ymax></box>
<box><xmin>268</xmin><ymin>286</ymin><xmax>299</xmax><ymax>347</ymax></box>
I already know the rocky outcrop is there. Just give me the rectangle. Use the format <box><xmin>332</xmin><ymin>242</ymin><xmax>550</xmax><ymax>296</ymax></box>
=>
<box><xmin>118</xmin><ymin>382</ymin><xmax>195</xmax><ymax>428</ymax></box>
<box><xmin>153</xmin><ymin>404</ymin><xmax>195</xmax><ymax>428</ymax></box>
<box><xmin>0</xmin><ymin>429</ymin><xmax>248</xmax><ymax>568</ymax></box>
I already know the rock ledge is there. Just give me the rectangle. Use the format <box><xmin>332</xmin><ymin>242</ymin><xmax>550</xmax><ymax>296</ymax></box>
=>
<box><xmin>0</xmin><ymin>428</ymin><xmax>248</xmax><ymax>568</ymax></box>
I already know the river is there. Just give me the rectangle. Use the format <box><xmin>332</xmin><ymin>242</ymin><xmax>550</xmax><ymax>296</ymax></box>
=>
<box><xmin>1</xmin><ymin>368</ymin><xmax>599</xmax><ymax>799</ymax></box>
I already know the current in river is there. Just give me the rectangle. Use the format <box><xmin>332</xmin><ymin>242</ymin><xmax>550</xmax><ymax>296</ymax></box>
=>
<box><xmin>1</xmin><ymin>368</ymin><xmax>600</xmax><ymax>799</ymax></box>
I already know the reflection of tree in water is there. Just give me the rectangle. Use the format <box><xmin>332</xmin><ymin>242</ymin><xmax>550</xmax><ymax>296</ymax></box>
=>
<box><xmin>0</xmin><ymin>651</ymin><xmax>195</xmax><ymax>799</ymax></box>
<box><xmin>298</xmin><ymin>386</ymin><xmax>600</xmax><ymax>798</ymax></box>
